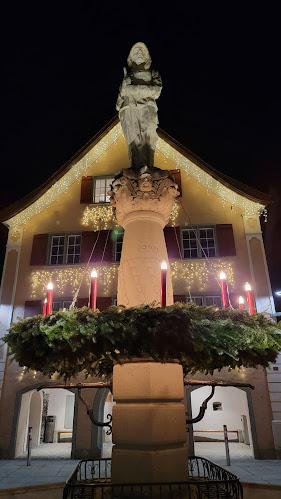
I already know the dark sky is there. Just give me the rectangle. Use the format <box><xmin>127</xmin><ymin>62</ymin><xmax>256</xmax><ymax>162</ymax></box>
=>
<box><xmin>1</xmin><ymin>3</ymin><xmax>281</xmax><ymax>306</ymax></box>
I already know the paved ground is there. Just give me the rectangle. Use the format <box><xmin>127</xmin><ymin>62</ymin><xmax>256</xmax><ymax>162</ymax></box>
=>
<box><xmin>0</xmin><ymin>442</ymin><xmax>280</xmax><ymax>489</ymax></box>
<box><xmin>19</xmin><ymin>442</ymin><xmax>72</xmax><ymax>459</ymax></box>
<box><xmin>195</xmin><ymin>442</ymin><xmax>281</xmax><ymax>485</ymax></box>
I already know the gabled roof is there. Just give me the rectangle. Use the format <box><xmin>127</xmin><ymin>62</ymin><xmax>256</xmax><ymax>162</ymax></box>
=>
<box><xmin>0</xmin><ymin>116</ymin><xmax>269</xmax><ymax>225</ymax></box>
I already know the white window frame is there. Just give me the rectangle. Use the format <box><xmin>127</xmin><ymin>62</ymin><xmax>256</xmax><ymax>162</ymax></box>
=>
<box><xmin>181</xmin><ymin>225</ymin><xmax>217</xmax><ymax>259</ymax></box>
<box><xmin>49</xmin><ymin>233</ymin><xmax>81</xmax><ymax>265</ymax></box>
<box><xmin>93</xmin><ymin>176</ymin><xmax>115</xmax><ymax>204</ymax></box>
<box><xmin>52</xmin><ymin>299</ymin><xmax>73</xmax><ymax>312</ymax></box>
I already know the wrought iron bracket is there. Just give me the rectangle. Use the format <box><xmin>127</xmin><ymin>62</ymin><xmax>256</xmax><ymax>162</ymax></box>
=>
<box><xmin>77</xmin><ymin>386</ymin><xmax>112</xmax><ymax>435</ymax></box>
<box><xmin>186</xmin><ymin>385</ymin><xmax>215</xmax><ymax>424</ymax></box>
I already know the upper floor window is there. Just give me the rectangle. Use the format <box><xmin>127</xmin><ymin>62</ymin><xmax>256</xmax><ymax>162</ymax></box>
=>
<box><xmin>93</xmin><ymin>176</ymin><xmax>114</xmax><ymax>203</ymax></box>
<box><xmin>49</xmin><ymin>234</ymin><xmax>81</xmax><ymax>265</ymax></box>
<box><xmin>52</xmin><ymin>300</ymin><xmax>73</xmax><ymax>311</ymax></box>
<box><xmin>181</xmin><ymin>226</ymin><xmax>216</xmax><ymax>259</ymax></box>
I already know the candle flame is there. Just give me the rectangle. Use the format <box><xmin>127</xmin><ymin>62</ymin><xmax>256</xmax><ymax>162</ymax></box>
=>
<box><xmin>238</xmin><ymin>296</ymin><xmax>244</xmax><ymax>304</ymax></box>
<box><xmin>220</xmin><ymin>271</ymin><xmax>226</xmax><ymax>280</ymax></box>
<box><xmin>91</xmin><ymin>269</ymin><xmax>98</xmax><ymax>278</ymax></box>
<box><xmin>245</xmin><ymin>282</ymin><xmax>251</xmax><ymax>291</ymax></box>
<box><xmin>44</xmin><ymin>298</ymin><xmax>47</xmax><ymax>303</ymax></box>
<box><xmin>47</xmin><ymin>282</ymin><xmax>53</xmax><ymax>290</ymax></box>
<box><xmin>161</xmin><ymin>260</ymin><xmax>168</xmax><ymax>270</ymax></box>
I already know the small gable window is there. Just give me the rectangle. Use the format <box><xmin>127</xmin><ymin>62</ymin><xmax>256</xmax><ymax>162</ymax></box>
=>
<box><xmin>93</xmin><ymin>176</ymin><xmax>114</xmax><ymax>203</ymax></box>
<box><xmin>49</xmin><ymin>234</ymin><xmax>81</xmax><ymax>265</ymax></box>
<box><xmin>213</xmin><ymin>402</ymin><xmax>223</xmax><ymax>411</ymax></box>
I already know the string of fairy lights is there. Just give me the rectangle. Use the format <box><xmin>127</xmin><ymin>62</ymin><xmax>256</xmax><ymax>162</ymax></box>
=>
<box><xmin>30</xmin><ymin>265</ymin><xmax>119</xmax><ymax>298</ymax></box>
<box><xmin>30</xmin><ymin>260</ymin><xmax>234</xmax><ymax>299</ymax></box>
<box><xmin>6</xmin><ymin>122</ymin><xmax>265</xmax><ymax>231</ymax></box>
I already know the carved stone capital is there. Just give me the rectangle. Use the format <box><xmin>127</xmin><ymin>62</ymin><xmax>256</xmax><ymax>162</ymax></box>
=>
<box><xmin>108</xmin><ymin>166</ymin><xmax>180</xmax><ymax>227</ymax></box>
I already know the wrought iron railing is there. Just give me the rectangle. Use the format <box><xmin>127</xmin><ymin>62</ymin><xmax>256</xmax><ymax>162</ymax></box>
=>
<box><xmin>63</xmin><ymin>456</ymin><xmax>243</xmax><ymax>498</ymax></box>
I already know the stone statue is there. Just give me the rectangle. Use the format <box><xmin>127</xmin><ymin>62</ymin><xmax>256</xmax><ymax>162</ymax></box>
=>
<box><xmin>116</xmin><ymin>42</ymin><xmax>162</xmax><ymax>168</ymax></box>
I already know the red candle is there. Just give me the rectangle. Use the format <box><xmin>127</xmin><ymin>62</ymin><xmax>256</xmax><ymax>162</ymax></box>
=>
<box><xmin>220</xmin><ymin>271</ymin><xmax>229</xmax><ymax>307</ymax></box>
<box><xmin>238</xmin><ymin>296</ymin><xmax>245</xmax><ymax>310</ymax></box>
<box><xmin>90</xmin><ymin>269</ymin><xmax>98</xmax><ymax>310</ymax></box>
<box><xmin>46</xmin><ymin>282</ymin><xmax>53</xmax><ymax>315</ymax></box>
<box><xmin>161</xmin><ymin>261</ymin><xmax>167</xmax><ymax>307</ymax></box>
<box><xmin>245</xmin><ymin>282</ymin><xmax>255</xmax><ymax>315</ymax></box>
<box><xmin>42</xmin><ymin>298</ymin><xmax>47</xmax><ymax>316</ymax></box>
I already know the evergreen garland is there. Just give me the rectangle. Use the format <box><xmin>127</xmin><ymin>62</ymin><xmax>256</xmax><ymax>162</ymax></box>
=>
<box><xmin>3</xmin><ymin>302</ymin><xmax>281</xmax><ymax>379</ymax></box>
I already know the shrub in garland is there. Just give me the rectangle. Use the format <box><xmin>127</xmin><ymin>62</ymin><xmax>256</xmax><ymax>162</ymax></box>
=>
<box><xmin>3</xmin><ymin>302</ymin><xmax>281</xmax><ymax>379</ymax></box>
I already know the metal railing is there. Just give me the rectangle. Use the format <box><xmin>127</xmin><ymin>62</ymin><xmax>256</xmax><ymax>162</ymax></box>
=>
<box><xmin>63</xmin><ymin>456</ymin><xmax>243</xmax><ymax>498</ymax></box>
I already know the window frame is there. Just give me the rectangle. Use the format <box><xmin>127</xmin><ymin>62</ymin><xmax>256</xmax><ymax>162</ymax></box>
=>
<box><xmin>93</xmin><ymin>175</ymin><xmax>115</xmax><ymax>204</ymax></box>
<box><xmin>186</xmin><ymin>294</ymin><xmax>223</xmax><ymax>308</ymax></box>
<box><xmin>113</xmin><ymin>228</ymin><xmax>124</xmax><ymax>262</ymax></box>
<box><xmin>48</xmin><ymin>232</ymin><xmax>82</xmax><ymax>266</ymax></box>
<box><xmin>181</xmin><ymin>225</ymin><xmax>217</xmax><ymax>259</ymax></box>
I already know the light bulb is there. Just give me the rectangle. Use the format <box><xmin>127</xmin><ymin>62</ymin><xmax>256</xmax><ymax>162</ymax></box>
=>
<box><xmin>161</xmin><ymin>261</ymin><xmax>168</xmax><ymax>270</ymax></box>
<box><xmin>91</xmin><ymin>269</ymin><xmax>98</xmax><ymax>278</ymax></box>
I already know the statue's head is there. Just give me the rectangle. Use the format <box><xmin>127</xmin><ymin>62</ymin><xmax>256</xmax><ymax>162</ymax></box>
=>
<box><xmin>127</xmin><ymin>42</ymin><xmax>151</xmax><ymax>70</ymax></box>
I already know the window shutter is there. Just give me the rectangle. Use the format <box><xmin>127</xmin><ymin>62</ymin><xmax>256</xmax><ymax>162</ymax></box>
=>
<box><xmin>30</xmin><ymin>234</ymin><xmax>48</xmax><ymax>265</ymax></box>
<box><xmin>77</xmin><ymin>297</ymin><xmax>89</xmax><ymax>308</ymax></box>
<box><xmin>81</xmin><ymin>230</ymin><xmax>113</xmax><ymax>263</ymax></box>
<box><xmin>164</xmin><ymin>227</ymin><xmax>181</xmax><ymax>259</ymax></box>
<box><xmin>216</xmin><ymin>224</ymin><xmax>236</xmax><ymax>257</ymax></box>
<box><xmin>24</xmin><ymin>300</ymin><xmax>42</xmax><ymax>318</ymax></box>
<box><xmin>171</xmin><ymin>169</ymin><xmax>182</xmax><ymax>197</ymax></box>
<box><xmin>173</xmin><ymin>295</ymin><xmax>186</xmax><ymax>303</ymax></box>
<box><xmin>80</xmin><ymin>176</ymin><xmax>93</xmax><ymax>204</ymax></box>
<box><xmin>97</xmin><ymin>297</ymin><xmax>112</xmax><ymax>311</ymax></box>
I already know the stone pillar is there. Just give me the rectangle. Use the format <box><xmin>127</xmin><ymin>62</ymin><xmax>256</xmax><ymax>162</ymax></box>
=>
<box><xmin>109</xmin><ymin>166</ymin><xmax>179</xmax><ymax>308</ymax></box>
<box><xmin>111</xmin><ymin>361</ymin><xmax>189</xmax><ymax>484</ymax></box>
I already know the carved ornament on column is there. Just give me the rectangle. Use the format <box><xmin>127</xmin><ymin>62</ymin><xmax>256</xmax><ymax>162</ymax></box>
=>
<box><xmin>108</xmin><ymin>166</ymin><xmax>180</xmax><ymax>227</ymax></box>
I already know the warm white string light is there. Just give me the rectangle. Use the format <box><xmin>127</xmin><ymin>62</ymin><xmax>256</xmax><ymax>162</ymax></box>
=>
<box><xmin>156</xmin><ymin>138</ymin><xmax>265</xmax><ymax>217</ymax></box>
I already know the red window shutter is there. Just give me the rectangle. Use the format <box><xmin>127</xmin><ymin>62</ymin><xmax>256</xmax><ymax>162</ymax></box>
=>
<box><xmin>173</xmin><ymin>295</ymin><xmax>186</xmax><ymax>303</ymax></box>
<box><xmin>30</xmin><ymin>234</ymin><xmax>48</xmax><ymax>265</ymax></box>
<box><xmin>77</xmin><ymin>297</ymin><xmax>89</xmax><ymax>308</ymax></box>
<box><xmin>81</xmin><ymin>231</ymin><xmax>113</xmax><ymax>263</ymax></box>
<box><xmin>97</xmin><ymin>297</ymin><xmax>112</xmax><ymax>311</ymax></box>
<box><xmin>24</xmin><ymin>300</ymin><xmax>42</xmax><ymax>318</ymax></box>
<box><xmin>216</xmin><ymin>224</ymin><xmax>236</xmax><ymax>257</ymax></box>
<box><xmin>170</xmin><ymin>169</ymin><xmax>182</xmax><ymax>197</ymax></box>
<box><xmin>80</xmin><ymin>176</ymin><xmax>93</xmax><ymax>203</ymax></box>
<box><xmin>164</xmin><ymin>227</ymin><xmax>181</xmax><ymax>259</ymax></box>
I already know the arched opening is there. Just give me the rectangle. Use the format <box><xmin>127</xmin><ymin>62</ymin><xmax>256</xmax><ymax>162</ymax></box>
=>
<box><xmin>14</xmin><ymin>386</ymin><xmax>76</xmax><ymax>459</ymax></box>
<box><xmin>186</xmin><ymin>386</ymin><xmax>259</xmax><ymax>460</ymax></box>
<box><xmin>91</xmin><ymin>388</ymin><xmax>115</xmax><ymax>458</ymax></box>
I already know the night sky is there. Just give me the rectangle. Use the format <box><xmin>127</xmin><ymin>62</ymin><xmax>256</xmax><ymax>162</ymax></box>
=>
<box><xmin>1</xmin><ymin>3</ymin><xmax>281</xmax><ymax>308</ymax></box>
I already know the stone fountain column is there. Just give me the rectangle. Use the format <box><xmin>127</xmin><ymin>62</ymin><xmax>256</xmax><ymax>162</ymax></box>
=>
<box><xmin>110</xmin><ymin>166</ymin><xmax>179</xmax><ymax>308</ymax></box>
<box><xmin>108</xmin><ymin>167</ymin><xmax>189</xmax><ymax>484</ymax></box>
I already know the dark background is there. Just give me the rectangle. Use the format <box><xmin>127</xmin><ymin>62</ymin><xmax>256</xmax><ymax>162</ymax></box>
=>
<box><xmin>1</xmin><ymin>3</ymin><xmax>280</xmax><ymax>310</ymax></box>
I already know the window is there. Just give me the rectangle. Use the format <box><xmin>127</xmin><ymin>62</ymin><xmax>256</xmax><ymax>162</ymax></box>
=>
<box><xmin>186</xmin><ymin>295</ymin><xmax>222</xmax><ymax>308</ymax></box>
<box><xmin>52</xmin><ymin>300</ymin><xmax>73</xmax><ymax>312</ymax></box>
<box><xmin>181</xmin><ymin>226</ymin><xmax>216</xmax><ymax>259</ymax></box>
<box><xmin>93</xmin><ymin>176</ymin><xmax>114</xmax><ymax>203</ymax></box>
<box><xmin>213</xmin><ymin>402</ymin><xmax>223</xmax><ymax>411</ymax></box>
<box><xmin>49</xmin><ymin>234</ymin><xmax>81</xmax><ymax>265</ymax></box>
<box><xmin>113</xmin><ymin>228</ymin><xmax>124</xmax><ymax>262</ymax></box>
<box><xmin>205</xmin><ymin>296</ymin><xmax>222</xmax><ymax>307</ymax></box>
<box><xmin>186</xmin><ymin>295</ymin><xmax>204</xmax><ymax>306</ymax></box>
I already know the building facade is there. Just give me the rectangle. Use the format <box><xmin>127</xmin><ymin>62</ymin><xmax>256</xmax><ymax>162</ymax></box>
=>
<box><xmin>0</xmin><ymin>117</ymin><xmax>280</xmax><ymax>460</ymax></box>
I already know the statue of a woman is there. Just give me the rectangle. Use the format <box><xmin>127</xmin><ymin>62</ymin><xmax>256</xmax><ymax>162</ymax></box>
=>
<box><xmin>116</xmin><ymin>42</ymin><xmax>162</xmax><ymax>169</ymax></box>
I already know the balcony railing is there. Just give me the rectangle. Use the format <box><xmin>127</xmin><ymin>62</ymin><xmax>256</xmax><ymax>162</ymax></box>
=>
<box><xmin>63</xmin><ymin>456</ymin><xmax>243</xmax><ymax>498</ymax></box>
